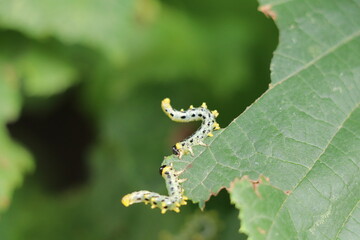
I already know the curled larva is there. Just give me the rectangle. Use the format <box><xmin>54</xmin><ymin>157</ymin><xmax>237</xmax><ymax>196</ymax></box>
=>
<box><xmin>161</xmin><ymin>98</ymin><xmax>220</xmax><ymax>158</ymax></box>
<box><xmin>121</xmin><ymin>164</ymin><xmax>188</xmax><ymax>214</ymax></box>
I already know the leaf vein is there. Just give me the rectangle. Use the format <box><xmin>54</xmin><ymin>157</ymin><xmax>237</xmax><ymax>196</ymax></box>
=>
<box><xmin>334</xmin><ymin>200</ymin><xmax>360</xmax><ymax>239</ymax></box>
<box><xmin>273</xmin><ymin>30</ymin><xmax>360</xmax><ymax>87</ymax></box>
<box><xmin>266</xmin><ymin>101</ymin><xmax>360</xmax><ymax>239</ymax></box>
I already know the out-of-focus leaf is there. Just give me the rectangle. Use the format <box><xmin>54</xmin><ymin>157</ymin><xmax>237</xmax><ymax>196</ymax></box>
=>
<box><xmin>19</xmin><ymin>48</ymin><xmax>78</xmax><ymax>97</ymax></box>
<box><xmin>0</xmin><ymin>125</ymin><xmax>33</xmax><ymax>213</ymax></box>
<box><xmin>0</xmin><ymin>35</ymin><xmax>77</xmax><ymax>214</ymax></box>
<box><xmin>0</xmin><ymin>0</ymin><xmax>153</xmax><ymax>63</ymax></box>
<box><xmin>0</xmin><ymin>0</ymin><xmax>278</xmax><ymax>239</ymax></box>
<box><xmin>163</xmin><ymin>0</ymin><xmax>360</xmax><ymax>239</ymax></box>
<box><xmin>0</xmin><ymin>32</ymin><xmax>80</xmax><ymax>98</ymax></box>
<box><xmin>0</xmin><ymin>0</ymin><xmax>268</xmax><ymax>98</ymax></box>
<box><xmin>0</xmin><ymin>55</ymin><xmax>33</xmax><ymax>214</ymax></box>
<box><xmin>0</xmin><ymin>64</ymin><xmax>22</xmax><ymax>122</ymax></box>
<box><xmin>159</xmin><ymin>211</ymin><xmax>221</xmax><ymax>240</ymax></box>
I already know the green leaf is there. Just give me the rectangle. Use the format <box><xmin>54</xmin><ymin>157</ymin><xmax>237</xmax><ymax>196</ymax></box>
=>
<box><xmin>0</xmin><ymin>0</ymin><xmax>262</xmax><ymax>98</ymax></box>
<box><xmin>18</xmin><ymin>48</ymin><xmax>78</xmax><ymax>97</ymax></box>
<box><xmin>0</xmin><ymin>33</ymin><xmax>79</xmax><ymax>98</ymax></box>
<box><xmin>0</xmin><ymin>0</ymin><xmax>147</xmax><ymax>63</ymax></box>
<box><xmin>0</xmin><ymin>55</ymin><xmax>33</xmax><ymax>214</ymax></box>
<box><xmin>163</xmin><ymin>0</ymin><xmax>360</xmax><ymax>238</ymax></box>
<box><xmin>229</xmin><ymin>177</ymin><xmax>287</xmax><ymax>240</ymax></box>
<box><xmin>0</xmin><ymin>66</ymin><xmax>22</xmax><ymax>122</ymax></box>
<box><xmin>0</xmin><ymin>125</ymin><xmax>33</xmax><ymax>213</ymax></box>
<box><xmin>0</xmin><ymin>36</ymin><xmax>73</xmax><ymax>214</ymax></box>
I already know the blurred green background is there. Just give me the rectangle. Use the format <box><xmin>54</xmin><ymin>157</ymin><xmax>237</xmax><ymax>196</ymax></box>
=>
<box><xmin>0</xmin><ymin>0</ymin><xmax>277</xmax><ymax>239</ymax></box>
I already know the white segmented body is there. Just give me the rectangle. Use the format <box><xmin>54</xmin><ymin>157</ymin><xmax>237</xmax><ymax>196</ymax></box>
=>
<box><xmin>121</xmin><ymin>165</ymin><xmax>188</xmax><ymax>214</ymax></box>
<box><xmin>161</xmin><ymin>98</ymin><xmax>220</xmax><ymax>158</ymax></box>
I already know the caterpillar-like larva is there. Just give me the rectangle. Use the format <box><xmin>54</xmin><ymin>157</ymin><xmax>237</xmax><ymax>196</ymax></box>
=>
<box><xmin>121</xmin><ymin>164</ymin><xmax>188</xmax><ymax>214</ymax></box>
<box><xmin>161</xmin><ymin>98</ymin><xmax>220</xmax><ymax>158</ymax></box>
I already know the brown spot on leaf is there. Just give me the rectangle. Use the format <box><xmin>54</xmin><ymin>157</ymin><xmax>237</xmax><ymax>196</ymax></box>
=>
<box><xmin>257</xmin><ymin>227</ymin><xmax>267</xmax><ymax>235</ymax></box>
<box><xmin>0</xmin><ymin>157</ymin><xmax>9</xmax><ymax>168</ymax></box>
<box><xmin>251</xmin><ymin>179</ymin><xmax>262</xmax><ymax>198</ymax></box>
<box><xmin>258</xmin><ymin>4</ymin><xmax>277</xmax><ymax>20</ymax></box>
<box><xmin>284</xmin><ymin>190</ymin><xmax>292</xmax><ymax>195</ymax></box>
<box><xmin>0</xmin><ymin>197</ymin><xmax>10</xmax><ymax>209</ymax></box>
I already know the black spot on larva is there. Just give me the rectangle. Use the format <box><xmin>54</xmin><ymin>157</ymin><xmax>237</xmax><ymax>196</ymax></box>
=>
<box><xmin>212</xmin><ymin>120</ymin><xmax>215</xmax><ymax>123</ymax></box>
<box><xmin>202</xmin><ymin>116</ymin><xmax>206</xmax><ymax>119</ymax></box>
<box><xmin>203</xmin><ymin>130</ymin><xmax>206</xmax><ymax>133</ymax></box>
<box><xmin>145</xmin><ymin>198</ymin><xmax>149</xmax><ymax>201</ymax></box>
<box><xmin>159</xmin><ymin>165</ymin><xmax>167</xmax><ymax>175</ymax></box>
<box><xmin>164</xmin><ymin>206</ymin><xmax>168</xmax><ymax>209</ymax></box>
<box><xmin>172</xmin><ymin>145</ymin><xmax>180</xmax><ymax>155</ymax></box>
<box><xmin>170</xmin><ymin>113</ymin><xmax>174</xmax><ymax>117</ymax></box>
<box><xmin>190</xmin><ymin>139</ymin><xmax>193</xmax><ymax>143</ymax></box>
<box><xmin>137</xmin><ymin>197</ymin><xmax>141</xmax><ymax>200</ymax></box>
<box><xmin>170</xmin><ymin>187</ymin><xmax>174</xmax><ymax>191</ymax></box>
<box><xmin>208</xmin><ymin>113</ymin><xmax>211</xmax><ymax>117</ymax></box>
<box><xmin>198</xmin><ymin>114</ymin><xmax>203</xmax><ymax>117</ymax></box>
<box><xmin>207</xmin><ymin>122</ymin><xmax>210</xmax><ymax>126</ymax></box>
<box><xmin>153</xmin><ymin>201</ymin><xmax>157</xmax><ymax>205</ymax></box>
<box><xmin>165</xmin><ymin>109</ymin><xmax>168</xmax><ymax>112</ymax></box>
<box><xmin>192</xmin><ymin>114</ymin><xmax>195</xmax><ymax>117</ymax></box>
<box><xmin>182</xmin><ymin>142</ymin><xmax>185</xmax><ymax>146</ymax></box>
<box><xmin>161</xmin><ymin>199</ymin><xmax>165</xmax><ymax>202</ymax></box>
<box><xmin>181</xmin><ymin>115</ymin><xmax>186</xmax><ymax>119</ymax></box>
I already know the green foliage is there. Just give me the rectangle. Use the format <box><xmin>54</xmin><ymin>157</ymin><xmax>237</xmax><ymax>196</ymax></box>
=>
<box><xmin>0</xmin><ymin>126</ymin><xmax>33</xmax><ymax>213</ymax></box>
<box><xmin>0</xmin><ymin>0</ymin><xmax>275</xmax><ymax>239</ymax></box>
<box><xmin>2</xmin><ymin>0</ymin><xmax>356</xmax><ymax>239</ymax></box>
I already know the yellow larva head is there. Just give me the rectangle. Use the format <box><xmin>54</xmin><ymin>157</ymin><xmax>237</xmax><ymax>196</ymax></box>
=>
<box><xmin>162</xmin><ymin>98</ymin><xmax>171</xmax><ymax>108</ymax></box>
<box><xmin>161</xmin><ymin>98</ymin><xmax>172</xmax><ymax>112</ymax></box>
<box><xmin>121</xmin><ymin>194</ymin><xmax>132</xmax><ymax>207</ymax></box>
<box><xmin>162</xmin><ymin>98</ymin><xmax>170</xmax><ymax>105</ymax></box>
